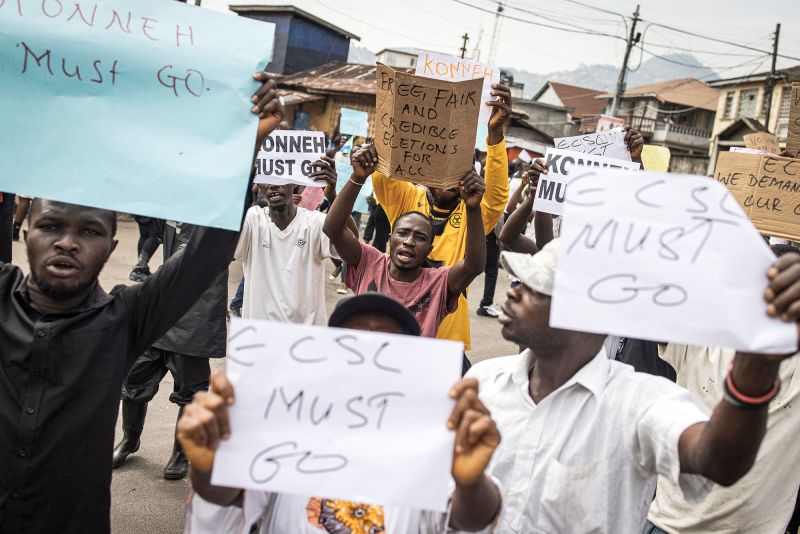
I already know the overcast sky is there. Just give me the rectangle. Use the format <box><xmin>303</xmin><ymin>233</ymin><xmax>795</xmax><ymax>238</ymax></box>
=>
<box><xmin>203</xmin><ymin>0</ymin><xmax>800</xmax><ymax>78</ymax></box>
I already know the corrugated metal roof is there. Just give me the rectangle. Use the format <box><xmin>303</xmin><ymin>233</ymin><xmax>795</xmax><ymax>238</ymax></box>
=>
<box><xmin>279</xmin><ymin>62</ymin><xmax>376</xmax><ymax>96</ymax></box>
<box><xmin>598</xmin><ymin>78</ymin><xmax>720</xmax><ymax>111</ymax></box>
<box><xmin>229</xmin><ymin>5</ymin><xmax>360</xmax><ymax>40</ymax></box>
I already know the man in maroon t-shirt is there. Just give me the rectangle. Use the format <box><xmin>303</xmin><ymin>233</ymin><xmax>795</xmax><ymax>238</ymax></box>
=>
<box><xmin>323</xmin><ymin>144</ymin><xmax>486</xmax><ymax>338</ymax></box>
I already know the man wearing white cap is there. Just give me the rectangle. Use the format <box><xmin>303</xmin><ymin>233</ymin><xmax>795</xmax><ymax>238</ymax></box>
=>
<box><xmin>467</xmin><ymin>238</ymin><xmax>800</xmax><ymax>533</ymax></box>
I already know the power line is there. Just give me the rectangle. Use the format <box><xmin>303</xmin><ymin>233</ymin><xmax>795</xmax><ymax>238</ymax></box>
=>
<box><xmin>640</xmin><ymin>19</ymin><xmax>800</xmax><ymax>62</ymax></box>
<box><xmin>502</xmin><ymin>0</ymin><xmax>621</xmax><ymax>36</ymax></box>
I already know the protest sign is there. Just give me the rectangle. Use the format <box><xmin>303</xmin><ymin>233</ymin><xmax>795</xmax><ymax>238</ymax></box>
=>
<box><xmin>0</xmin><ymin>0</ymin><xmax>274</xmax><ymax>230</ymax></box>
<box><xmin>730</xmin><ymin>147</ymin><xmax>770</xmax><ymax>155</ymax></box>
<box><xmin>788</xmin><ymin>83</ymin><xmax>800</xmax><ymax>157</ymax></box>
<box><xmin>415</xmin><ymin>51</ymin><xmax>500</xmax><ymax>151</ymax></box>
<box><xmin>517</xmin><ymin>150</ymin><xmax>532</xmax><ymax>163</ymax></box>
<box><xmin>714</xmin><ymin>151</ymin><xmax>800</xmax><ymax>241</ymax></box>
<box><xmin>375</xmin><ymin>63</ymin><xmax>482</xmax><ymax>190</ymax></box>
<box><xmin>641</xmin><ymin>145</ymin><xmax>671</xmax><ymax>172</ymax></box>
<box><xmin>340</xmin><ymin>107</ymin><xmax>369</xmax><ymax>137</ymax></box>
<box><xmin>744</xmin><ymin>132</ymin><xmax>780</xmax><ymax>155</ymax></box>
<box><xmin>554</xmin><ymin>127</ymin><xmax>631</xmax><ymax>161</ymax></box>
<box><xmin>334</xmin><ymin>152</ymin><xmax>373</xmax><ymax>213</ymax></box>
<box><xmin>596</xmin><ymin>115</ymin><xmax>625</xmax><ymax>132</ymax></box>
<box><xmin>532</xmin><ymin>148</ymin><xmax>640</xmax><ymax>216</ymax></box>
<box><xmin>255</xmin><ymin>131</ymin><xmax>326</xmax><ymax>187</ymax></box>
<box><xmin>551</xmin><ymin>169</ymin><xmax>796</xmax><ymax>354</ymax></box>
<box><xmin>212</xmin><ymin>319</ymin><xmax>463</xmax><ymax>512</ymax></box>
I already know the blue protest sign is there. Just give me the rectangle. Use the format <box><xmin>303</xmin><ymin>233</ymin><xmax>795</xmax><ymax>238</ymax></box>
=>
<box><xmin>0</xmin><ymin>0</ymin><xmax>275</xmax><ymax>230</ymax></box>
<box><xmin>339</xmin><ymin>107</ymin><xmax>369</xmax><ymax>137</ymax></box>
<box><xmin>334</xmin><ymin>152</ymin><xmax>373</xmax><ymax>214</ymax></box>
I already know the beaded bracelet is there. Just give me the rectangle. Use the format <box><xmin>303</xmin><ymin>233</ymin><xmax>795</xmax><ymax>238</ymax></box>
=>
<box><xmin>348</xmin><ymin>176</ymin><xmax>366</xmax><ymax>187</ymax></box>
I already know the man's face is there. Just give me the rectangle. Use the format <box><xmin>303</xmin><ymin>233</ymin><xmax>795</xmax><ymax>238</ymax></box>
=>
<box><xmin>499</xmin><ymin>283</ymin><xmax>555</xmax><ymax>348</ymax></box>
<box><xmin>337</xmin><ymin>311</ymin><xmax>406</xmax><ymax>335</ymax></box>
<box><xmin>429</xmin><ymin>187</ymin><xmax>460</xmax><ymax>207</ymax></box>
<box><xmin>259</xmin><ymin>184</ymin><xmax>295</xmax><ymax>211</ymax></box>
<box><xmin>25</xmin><ymin>200</ymin><xmax>117</xmax><ymax>299</ymax></box>
<box><xmin>388</xmin><ymin>213</ymin><xmax>433</xmax><ymax>272</ymax></box>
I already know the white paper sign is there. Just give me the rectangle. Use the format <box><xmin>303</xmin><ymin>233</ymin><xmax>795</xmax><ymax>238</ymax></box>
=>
<box><xmin>255</xmin><ymin>131</ymin><xmax>327</xmax><ymax>187</ymax></box>
<box><xmin>554</xmin><ymin>127</ymin><xmax>631</xmax><ymax>161</ymax></box>
<box><xmin>517</xmin><ymin>150</ymin><xmax>533</xmax><ymax>163</ymax></box>
<box><xmin>552</xmin><ymin>169</ymin><xmax>797</xmax><ymax>354</ymax></box>
<box><xmin>212</xmin><ymin>319</ymin><xmax>464</xmax><ymax>512</ymax></box>
<box><xmin>730</xmin><ymin>147</ymin><xmax>771</xmax><ymax>155</ymax></box>
<box><xmin>533</xmin><ymin>148</ymin><xmax>640</xmax><ymax>216</ymax></box>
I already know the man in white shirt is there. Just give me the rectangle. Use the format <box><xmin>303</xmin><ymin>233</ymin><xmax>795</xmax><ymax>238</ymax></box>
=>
<box><xmin>468</xmin><ymin>239</ymin><xmax>800</xmax><ymax>533</ymax></box>
<box><xmin>178</xmin><ymin>293</ymin><xmax>503</xmax><ymax>534</ymax></box>
<box><xmin>644</xmin><ymin>243</ymin><xmax>800</xmax><ymax>534</ymax></box>
<box><xmin>235</xmin><ymin>156</ymin><xmax>356</xmax><ymax>325</ymax></box>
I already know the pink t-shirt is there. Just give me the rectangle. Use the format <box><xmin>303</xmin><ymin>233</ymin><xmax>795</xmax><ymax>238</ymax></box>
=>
<box><xmin>345</xmin><ymin>242</ymin><xmax>459</xmax><ymax>338</ymax></box>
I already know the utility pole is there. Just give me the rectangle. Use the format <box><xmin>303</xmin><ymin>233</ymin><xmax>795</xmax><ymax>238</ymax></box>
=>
<box><xmin>460</xmin><ymin>33</ymin><xmax>470</xmax><ymax>59</ymax></box>
<box><xmin>487</xmin><ymin>1</ymin><xmax>504</xmax><ymax>66</ymax></box>
<box><xmin>763</xmin><ymin>23</ymin><xmax>781</xmax><ymax>129</ymax></box>
<box><xmin>610</xmin><ymin>4</ymin><xmax>641</xmax><ymax>118</ymax></box>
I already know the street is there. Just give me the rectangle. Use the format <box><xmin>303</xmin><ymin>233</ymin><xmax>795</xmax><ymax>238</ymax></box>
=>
<box><xmin>10</xmin><ymin>218</ymin><xmax>516</xmax><ymax>533</ymax></box>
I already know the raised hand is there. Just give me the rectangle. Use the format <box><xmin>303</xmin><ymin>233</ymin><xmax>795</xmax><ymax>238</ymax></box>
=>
<box><xmin>459</xmin><ymin>170</ymin><xmax>486</xmax><ymax>209</ymax></box>
<box><xmin>350</xmin><ymin>144</ymin><xmax>378</xmax><ymax>182</ymax></box>
<box><xmin>623</xmin><ymin>125</ymin><xmax>644</xmax><ymax>162</ymax></box>
<box><xmin>448</xmin><ymin>378</ymin><xmax>501</xmax><ymax>487</ymax></box>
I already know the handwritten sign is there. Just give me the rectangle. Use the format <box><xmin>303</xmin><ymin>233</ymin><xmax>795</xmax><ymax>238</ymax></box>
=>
<box><xmin>744</xmin><ymin>132</ymin><xmax>780</xmax><ymax>155</ymax></box>
<box><xmin>340</xmin><ymin>107</ymin><xmax>369</xmax><ymax>137</ymax></box>
<box><xmin>375</xmin><ymin>63</ymin><xmax>482</xmax><ymax>190</ymax></box>
<box><xmin>212</xmin><ymin>319</ymin><xmax>463</xmax><ymax>512</ymax></box>
<box><xmin>415</xmin><ymin>51</ymin><xmax>500</xmax><ymax>151</ymax></box>
<box><xmin>714</xmin><ymin>151</ymin><xmax>800</xmax><ymax>240</ymax></box>
<box><xmin>0</xmin><ymin>0</ymin><xmax>274</xmax><ymax>231</ymax></box>
<box><xmin>532</xmin><ymin>148</ymin><xmax>640</xmax><ymax>216</ymax></box>
<box><xmin>554</xmin><ymin>127</ymin><xmax>631</xmax><ymax>161</ymax></box>
<box><xmin>255</xmin><ymin>131</ymin><xmax>326</xmax><ymax>187</ymax></box>
<box><xmin>551</xmin><ymin>169</ymin><xmax>796</xmax><ymax>354</ymax></box>
<box><xmin>788</xmin><ymin>83</ymin><xmax>800</xmax><ymax>157</ymax></box>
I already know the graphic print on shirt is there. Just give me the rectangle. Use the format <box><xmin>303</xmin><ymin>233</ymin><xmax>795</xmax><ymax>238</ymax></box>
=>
<box><xmin>306</xmin><ymin>497</ymin><xmax>386</xmax><ymax>534</ymax></box>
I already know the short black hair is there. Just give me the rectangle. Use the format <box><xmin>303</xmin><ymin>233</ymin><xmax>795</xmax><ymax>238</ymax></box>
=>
<box><xmin>772</xmin><ymin>243</ymin><xmax>800</xmax><ymax>258</ymax></box>
<box><xmin>28</xmin><ymin>198</ymin><xmax>117</xmax><ymax>237</ymax></box>
<box><xmin>394</xmin><ymin>211</ymin><xmax>433</xmax><ymax>240</ymax></box>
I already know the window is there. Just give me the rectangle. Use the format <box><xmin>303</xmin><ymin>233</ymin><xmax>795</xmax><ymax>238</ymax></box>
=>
<box><xmin>737</xmin><ymin>89</ymin><xmax>759</xmax><ymax>119</ymax></box>
<box><xmin>723</xmin><ymin>91</ymin><xmax>735</xmax><ymax>119</ymax></box>
<box><xmin>410</xmin><ymin>57</ymin><xmax>416</xmax><ymax>67</ymax></box>
<box><xmin>779</xmin><ymin>86</ymin><xmax>792</xmax><ymax>119</ymax></box>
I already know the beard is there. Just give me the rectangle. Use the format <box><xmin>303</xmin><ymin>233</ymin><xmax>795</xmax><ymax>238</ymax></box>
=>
<box><xmin>29</xmin><ymin>268</ymin><xmax>99</xmax><ymax>299</ymax></box>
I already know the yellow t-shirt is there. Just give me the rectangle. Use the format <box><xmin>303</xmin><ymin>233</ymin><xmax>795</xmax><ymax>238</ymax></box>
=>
<box><xmin>372</xmin><ymin>139</ymin><xmax>509</xmax><ymax>350</ymax></box>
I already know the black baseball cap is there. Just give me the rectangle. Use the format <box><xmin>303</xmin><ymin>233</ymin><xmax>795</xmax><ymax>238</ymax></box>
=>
<box><xmin>328</xmin><ymin>293</ymin><xmax>421</xmax><ymax>336</ymax></box>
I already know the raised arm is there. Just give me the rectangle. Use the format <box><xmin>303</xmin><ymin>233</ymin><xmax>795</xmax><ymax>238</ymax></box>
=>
<box><xmin>125</xmin><ymin>74</ymin><xmax>284</xmax><ymax>358</ymax></box>
<box><xmin>677</xmin><ymin>252</ymin><xmax>800</xmax><ymax>485</ymax></box>
<box><xmin>499</xmin><ymin>182</ymin><xmax>537</xmax><ymax>255</ymax></box>
<box><xmin>480</xmin><ymin>84</ymin><xmax>512</xmax><ymax>234</ymax></box>
<box><xmin>309</xmin><ymin>155</ymin><xmax>358</xmax><ymax>238</ymax></box>
<box><xmin>623</xmin><ymin>125</ymin><xmax>644</xmax><ymax>165</ymax></box>
<box><xmin>322</xmin><ymin>145</ymin><xmax>377</xmax><ymax>265</ymax></box>
<box><xmin>447</xmin><ymin>378</ymin><xmax>502</xmax><ymax>531</ymax></box>
<box><xmin>446</xmin><ymin>170</ymin><xmax>487</xmax><ymax>297</ymax></box>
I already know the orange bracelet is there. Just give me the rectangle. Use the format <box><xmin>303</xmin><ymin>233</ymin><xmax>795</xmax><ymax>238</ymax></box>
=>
<box><xmin>726</xmin><ymin>360</ymin><xmax>781</xmax><ymax>406</ymax></box>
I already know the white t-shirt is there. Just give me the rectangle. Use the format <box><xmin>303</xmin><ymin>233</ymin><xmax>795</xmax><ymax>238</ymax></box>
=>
<box><xmin>648</xmin><ymin>345</ymin><xmax>800</xmax><ymax>534</ymax></box>
<box><xmin>468</xmin><ymin>349</ymin><xmax>711</xmax><ymax>534</ymax></box>
<box><xmin>235</xmin><ymin>206</ymin><xmax>334</xmax><ymax>325</ymax></box>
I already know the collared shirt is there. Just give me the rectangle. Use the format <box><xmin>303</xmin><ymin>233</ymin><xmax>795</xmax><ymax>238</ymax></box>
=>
<box><xmin>648</xmin><ymin>345</ymin><xmax>800</xmax><ymax>534</ymax></box>
<box><xmin>0</xmin><ymin>226</ymin><xmax>237</xmax><ymax>534</ymax></box>
<box><xmin>467</xmin><ymin>349</ymin><xmax>711</xmax><ymax>534</ymax></box>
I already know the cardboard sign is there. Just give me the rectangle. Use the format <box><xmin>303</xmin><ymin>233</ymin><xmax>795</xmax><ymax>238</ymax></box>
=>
<box><xmin>641</xmin><ymin>145</ymin><xmax>671</xmax><ymax>172</ymax></box>
<box><xmin>0</xmin><ymin>0</ymin><xmax>274</xmax><ymax>231</ymax></box>
<box><xmin>788</xmin><ymin>83</ymin><xmax>800</xmax><ymax>157</ymax></box>
<box><xmin>714</xmin><ymin>151</ymin><xmax>800</xmax><ymax>241</ymax></box>
<box><xmin>340</xmin><ymin>107</ymin><xmax>369</xmax><ymax>137</ymax></box>
<box><xmin>554</xmin><ymin>127</ymin><xmax>631</xmax><ymax>161</ymax></box>
<box><xmin>375</xmin><ymin>63</ymin><xmax>482</xmax><ymax>189</ymax></box>
<box><xmin>744</xmin><ymin>132</ymin><xmax>780</xmax><ymax>155</ymax></box>
<box><xmin>596</xmin><ymin>115</ymin><xmax>625</xmax><ymax>132</ymax></box>
<box><xmin>415</xmin><ymin>51</ymin><xmax>500</xmax><ymax>151</ymax></box>
<box><xmin>212</xmin><ymin>319</ymin><xmax>463</xmax><ymax>512</ymax></box>
<box><xmin>552</xmin><ymin>169</ymin><xmax>796</xmax><ymax>354</ymax></box>
<box><xmin>255</xmin><ymin>131</ymin><xmax>326</xmax><ymax>187</ymax></box>
<box><xmin>532</xmin><ymin>148</ymin><xmax>641</xmax><ymax>216</ymax></box>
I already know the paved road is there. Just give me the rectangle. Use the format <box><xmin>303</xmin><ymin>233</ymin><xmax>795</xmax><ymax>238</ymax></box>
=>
<box><xmin>10</xmin><ymin>218</ymin><xmax>516</xmax><ymax>533</ymax></box>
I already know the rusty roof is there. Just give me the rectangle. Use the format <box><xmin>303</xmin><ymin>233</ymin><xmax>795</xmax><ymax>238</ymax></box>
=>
<box><xmin>599</xmin><ymin>77</ymin><xmax>720</xmax><ymax>111</ymax></box>
<box><xmin>278</xmin><ymin>62</ymin><xmax>376</xmax><ymax>96</ymax></box>
<box><xmin>533</xmin><ymin>81</ymin><xmax>606</xmax><ymax>118</ymax></box>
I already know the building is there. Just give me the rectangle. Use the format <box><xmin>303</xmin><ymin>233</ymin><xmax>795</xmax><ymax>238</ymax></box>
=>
<box><xmin>277</xmin><ymin>62</ymin><xmax>377</xmax><ymax>136</ymax></box>
<box><xmin>230</xmin><ymin>5</ymin><xmax>359</xmax><ymax>75</ymax></box>
<box><xmin>375</xmin><ymin>48</ymin><xmax>431</xmax><ymax>70</ymax></box>
<box><xmin>706</xmin><ymin>65</ymin><xmax>800</xmax><ymax>170</ymax></box>
<box><xmin>513</xmin><ymin>99</ymin><xmax>573</xmax><ymax>139</ymax></box>
<box><xmin>597</xmin><ymin>78</ymin><xmax>719</xmax><ymax>174</ymax></box>
<box><xmin>532</xmin><ymin>81</ymin><xmax>606</xmax><ymax>134</ymax></box>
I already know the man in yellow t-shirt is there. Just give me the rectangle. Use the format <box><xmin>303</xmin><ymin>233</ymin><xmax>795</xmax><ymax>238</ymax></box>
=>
<box><xmin>372</xmin><ymin>84</ymin><xmax>512</xmax><ymax>350</ymax></box>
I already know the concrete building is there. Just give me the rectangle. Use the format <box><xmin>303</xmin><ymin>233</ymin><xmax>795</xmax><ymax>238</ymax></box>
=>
<box><xmin>533</xmin><ymin>81</ymin><xmax>606</xmax><ymax>134</ymax></box>
<box><xmin>230</xmin><ymin>5</ymin><xmax>359</xmax><ymax>75</ymax></box>
<box><xmin>375</xmin><ymin>48</ymin><xmax>430</xmax><ymax>70</ymax></box>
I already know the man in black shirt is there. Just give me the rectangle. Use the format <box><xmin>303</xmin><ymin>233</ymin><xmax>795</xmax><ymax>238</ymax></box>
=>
<box><xmin>0</xmin><ymin>73</ymin><xmax>283</xmax><ymax>534</ymax></box>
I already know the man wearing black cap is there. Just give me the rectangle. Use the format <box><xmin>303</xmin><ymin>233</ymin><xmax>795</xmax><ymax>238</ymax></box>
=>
<box><xmin>178</xmin><ymin>293</ymin><xmax>503</xmax><ymax>534</ymax></box>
